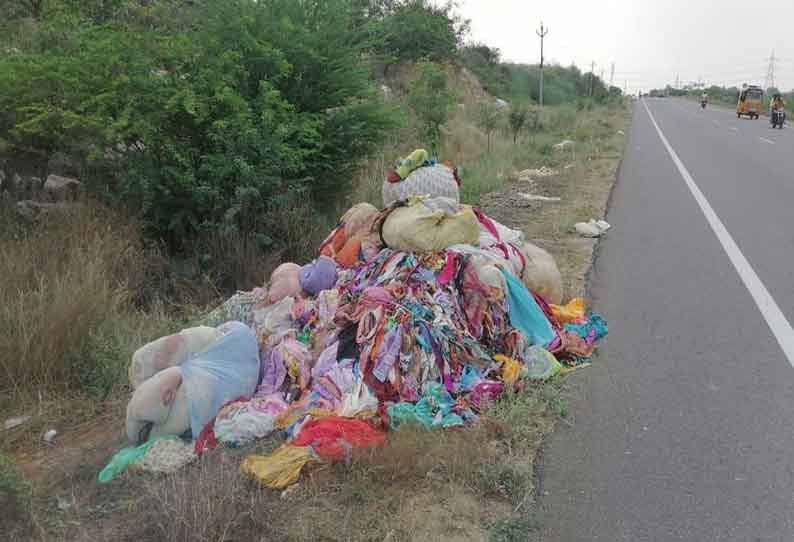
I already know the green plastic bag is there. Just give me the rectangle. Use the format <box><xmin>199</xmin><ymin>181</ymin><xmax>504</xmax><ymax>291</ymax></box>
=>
<box><xmin>98</xmin><ymin>436</ymin><xmax>177</xmax><ymax>483</ymax></box>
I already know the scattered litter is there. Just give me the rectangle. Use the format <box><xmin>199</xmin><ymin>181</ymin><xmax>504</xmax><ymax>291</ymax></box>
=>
<box><xmin>57</xmin><ymin>495</ymin><xmax>75</xmax><ymax>511</ymax></box>
<box><xmin>4</xmin><ymin>415</ymin><xmax>31</xmax><ymax>431</ymax></box>
<box><xmin>136</xmin><ymin>438</ymin><xmax>197</xmax><ymax>474</ymax></box>
<box><xmin>518</xmin><ymin>193</ymin><xmax>561</xmax><ymax>202</ymax></box>
<box><xmin>42</xmin><ymin>429</ymin><xmax>58</xmax><ymax>444</ymax></box>
<box><xmin>574</xmin><ymin>219</ymin><xmax>611</xmax><ymax>238</ymax></box>
<box><xmin>564</xmin><ymin>164</ymin><xmax>575</xmax><ymax>170</ymax></box>
<box><xmin>553</xmin><ymin>140</ymin><xmax>575</xmax><ymax>150</ymax></box>
<box><xmin>617</xmin><ymin>130</ymin><xmax>625</xmax><ymax>136</ymax></box>
<box><xmin>518</xmin><ymin>166</ymin><xmax>559</xmax><ymax>180</ymax></box>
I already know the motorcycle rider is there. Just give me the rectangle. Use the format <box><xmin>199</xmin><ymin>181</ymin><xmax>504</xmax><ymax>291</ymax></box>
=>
<box><xmin>771</xmin><ymin>93</ymin><xmax>785</xmax><ymax>113</ymax></box>
<box><xmin>701</xmin><ymin>92</ymin><xmax>708</xmax><ymax>107</ymax></box>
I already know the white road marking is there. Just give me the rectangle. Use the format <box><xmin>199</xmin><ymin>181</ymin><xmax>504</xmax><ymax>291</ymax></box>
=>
<box><xmin>713</xmin><ymin>120</ymin><xmax>721</xmax><ymax>126</ymax></box>
<box><xmin>760</xmin><ymin>137</ymin><xmax>776</xmax><ymax>145</ymax></box>
<box><xmin>642</xmin><ymin>100</ymin><xmax>794</xmax><ymax>368</ymax></box>
<box><xmin>729</xmin><ymin>127</ymin><xmax>739</xmax><ymax>132</ymax></box>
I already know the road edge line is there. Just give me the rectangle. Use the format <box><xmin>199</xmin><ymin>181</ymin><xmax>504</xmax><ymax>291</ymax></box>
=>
<box><xmin>642</xmin><ymin>99</ymin><xmax>794</xmax><ymax>367</ymax></box>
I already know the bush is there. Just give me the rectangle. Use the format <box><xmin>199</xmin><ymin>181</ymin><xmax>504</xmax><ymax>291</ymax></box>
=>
<box><xmin>0</xmin><ymin>0</ymin><xmax>398</xmax><ymax>247</ymax></box>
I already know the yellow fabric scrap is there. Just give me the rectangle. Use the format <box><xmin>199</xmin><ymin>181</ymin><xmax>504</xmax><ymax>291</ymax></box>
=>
<box><xmin>241</xmin><ymin>444</ymin><xmax>314</xmax><ymax>489</ymax></box>
<box><xmin>550</xmin><ymin>298</ymin><xmax>586</xmax><ymax>324</ymax></box>
<box><xmin>494</xmin><ymin>354</ymin><xmax>525</xmax><ymax>387</ymax></box>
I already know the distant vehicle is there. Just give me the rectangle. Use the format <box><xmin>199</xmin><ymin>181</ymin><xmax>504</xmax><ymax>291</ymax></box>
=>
<box><xmin>771</xmin><ymin>109</ymin><xmax>785</xmax><ymax>128</ymax></box>
<box><xmin>737</xmin><ymin>85</ymin><xmax>763</xmax><ymax>119</ymax></box>
<box><xmin>771</xmin><ymin>107</ymin><xmax>785</xmax><ymax>129</ymax></box>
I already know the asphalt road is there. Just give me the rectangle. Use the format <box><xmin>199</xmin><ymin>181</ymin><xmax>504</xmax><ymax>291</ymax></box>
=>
<box><xmin>537</xmin><ymin>98</ymin><xmax>794</xmax><ymax>541</ymax></box>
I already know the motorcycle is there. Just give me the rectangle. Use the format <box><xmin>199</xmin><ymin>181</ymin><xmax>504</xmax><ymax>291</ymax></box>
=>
<box><xmin>701</xmin><ymin>100</ymin><xmax>707</xmax><ymax>109</ymax></box>
<box><xmin>771</xmin><ymin>108</ymin><xmax>786</xmax><ymax>129</ymax></box>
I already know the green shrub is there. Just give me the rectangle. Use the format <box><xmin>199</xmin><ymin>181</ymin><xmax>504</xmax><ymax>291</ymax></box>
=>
<box><xmin>0</xmin><ymin>0</ymin><xmax>398</xmax><ymax>247</ymax></box>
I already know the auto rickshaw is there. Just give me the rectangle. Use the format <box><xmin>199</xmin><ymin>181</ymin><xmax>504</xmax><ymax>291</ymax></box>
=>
<box><xmin>737</xmin><ymin>85</ymin><xmax>763</xmax><ymax>119</ymax></box>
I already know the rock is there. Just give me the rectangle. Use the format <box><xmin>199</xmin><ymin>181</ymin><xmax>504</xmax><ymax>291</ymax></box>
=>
<box><xmin>0</xmin><ymin>169</ymin><xmax>6</xmax><ymax>190</ymax></box>
<box><xmin>495</xmin><ymin>98</ymin><xmax>509</xmax><ymax>110</ymax></box>
<box><xmin>44</xmin><ymin>174</ymin><xmax>81</xmax><ymax>200</ymax></box>
<box><xmin>43</xmin><ymin>429</ymin><xmax>58</xmax><ymax>444</ymax></box>
<box><xmin>4</xmin><ymin>415</ymin><xmax>32</xmax><ymax>431</ymax></box>
<box><xmin>11</xmin><ymin>172</ymin><xmax>23</xmax><ymax>189</ymax></box>
<box><xmin>29</xmin><ymin>176</ymin><xmax>43</xmax><ymax>191</ymax></box>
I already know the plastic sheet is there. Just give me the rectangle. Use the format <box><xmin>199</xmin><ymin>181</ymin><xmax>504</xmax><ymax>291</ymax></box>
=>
<box><xmin>181</xmin><ymin>322</ymin><xmax>261</xmax><ymax>438</ymax></box>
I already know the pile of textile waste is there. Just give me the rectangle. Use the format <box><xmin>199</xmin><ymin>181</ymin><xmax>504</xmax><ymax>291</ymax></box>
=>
<box><xmin>100</xmin><ymin>150</ymin><xmax>608</xmax><ymax>488</ymax></box>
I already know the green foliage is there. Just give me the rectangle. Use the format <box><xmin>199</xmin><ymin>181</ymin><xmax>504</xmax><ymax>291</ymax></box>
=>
<box><xmin>0</xmin><ymin>0</ymin><xmax>398</xmax><ymax>247</ymax></box>
<box><xmin>373</xmin><ymin>0</ymin><xmax>469</xmax><ymax>62</ymax></box>
<box><xmin>508</xmin><ymin>106</ymin><xmax>528</xmax><ymax>144</ymax></box>
<box><xmin>477</xmin><ymin>102</ymin><xmax>502</xmax><ymax>153</ymax></box>
<box><xmin>408</xmin><ymin>61</ymin><xmax>455</xmax><ymax>153</ymax></box>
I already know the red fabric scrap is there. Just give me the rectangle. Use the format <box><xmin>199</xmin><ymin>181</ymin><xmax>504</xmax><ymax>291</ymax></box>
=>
<box><xmin>291</xmin><ymin>416</ymin><xmax>386</xmax><ymax>461</ymax></box>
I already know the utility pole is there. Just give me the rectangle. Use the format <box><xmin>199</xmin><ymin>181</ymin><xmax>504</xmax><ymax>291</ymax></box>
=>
<box><xmin>536</xmin><ymin>22</ymin><xmax>549</xmax><ymax>107</ymax></box>
<box><xmin>675</xmin><ymin>74</ymin><xmax>680</xmax><ymax>89</ymax></box>
<box><xmin>609</xmin><ymin>62</ymin><xmax>615</xmax><ymax>87</ymax></box>
<box><xmin>764</xmin><ymin>51</ymin><xmax>776</xmax><ymax>91</ymax></box>
<box><xmin>589</xmin><ymin>61</ymin><xmax>596</xmax><ymax>96</ymax></box>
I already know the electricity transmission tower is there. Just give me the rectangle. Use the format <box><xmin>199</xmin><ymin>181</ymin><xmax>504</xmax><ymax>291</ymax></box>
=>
<box><xmin>764</xmin><ymin>51</ymin><xmax>776</xmax><ymax>91</ymax></box>
<box><xmin>536</xmin><ymin>23</ymin><xmax>549</xmax><ymax>107</ymax></box>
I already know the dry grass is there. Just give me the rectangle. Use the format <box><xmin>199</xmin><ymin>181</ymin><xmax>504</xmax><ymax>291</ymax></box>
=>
<box><xmin>0</xmin><ymin>199</ymin><xmax>143</xmax><ymax>393</ymax></box>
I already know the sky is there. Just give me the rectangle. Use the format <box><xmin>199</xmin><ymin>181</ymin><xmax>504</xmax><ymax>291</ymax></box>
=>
<box><xmin>455</xmin><ymin>0</ymin><xmax>794</xmax><ymax>94</ymax></box>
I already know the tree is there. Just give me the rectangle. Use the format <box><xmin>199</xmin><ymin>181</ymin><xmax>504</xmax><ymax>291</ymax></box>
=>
<box><xmin>408</xmin><ymin>61</ymin><xmax>455</xmax><ymax>154</ymax></box>
<box><xmin>477</xmin><ymin>102</ymin><xmax>501</xmax><ymax>153</ymax></box>
<box><xmin>508</xmin><ymin>106</ymin><xmax>528</xmax><ymax>144</ymax></box>
<box><xmin>374</xmin><ymin>0</ymin><xmax>469</xmax><ymax>63</ymax></box>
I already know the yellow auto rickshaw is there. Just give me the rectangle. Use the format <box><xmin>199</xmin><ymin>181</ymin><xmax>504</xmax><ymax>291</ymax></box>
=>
<box><xmin>737</xmin><ymin>85</ymin><xmax>763</xmax><ymax>119</ymax></box>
